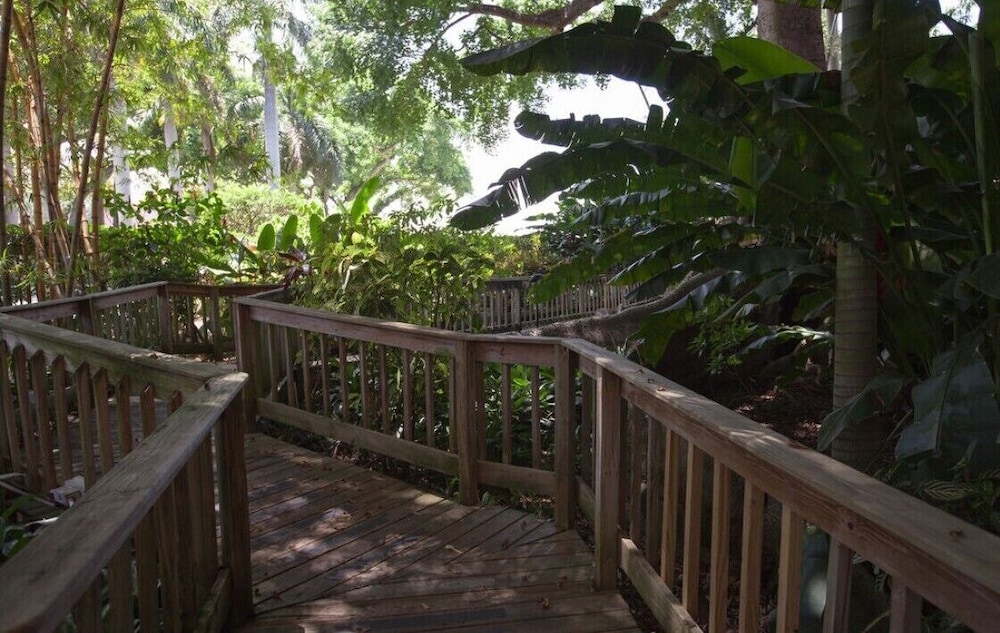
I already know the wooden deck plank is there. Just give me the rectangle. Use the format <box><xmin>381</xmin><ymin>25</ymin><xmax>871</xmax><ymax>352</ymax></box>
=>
<box><xmin>240</xmin><ymin>434</ymin><xmax>640</xmax><ymax>633</ymax></box>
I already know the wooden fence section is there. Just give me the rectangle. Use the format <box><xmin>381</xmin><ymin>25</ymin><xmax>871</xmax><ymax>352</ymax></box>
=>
<box><xmin>0</xmin><ymin>314</ymin><xmax>253</xmax><ymax>632</ymax></box>
<box><xmin>478</xmin><ymin>275</ymin><xmax>633</xmax><ymax>332</ymax></box>
<box><xmin>238</xmin><ymin>295</ymin><xmax>1000</xmax><ymax>633</ymax></box>
<box><xmin>0</xmin><ymin>282</ymin><xmax>278</xmax><ymax>360</ymax></box>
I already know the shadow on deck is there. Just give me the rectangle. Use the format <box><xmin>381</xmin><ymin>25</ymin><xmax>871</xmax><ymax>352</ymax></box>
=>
<box><xmin>240</xmin><ymin>434</ymin><xmax>640</xmax><ymax>633</ymax></box>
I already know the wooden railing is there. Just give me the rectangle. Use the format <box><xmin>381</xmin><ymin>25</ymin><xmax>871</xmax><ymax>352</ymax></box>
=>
<box><xmin>478</xmin><ymin>275</ymin><xmax>634</xmax><ymax>332</ymax></box>
<box><xmin>0</xmin><ymin>314</ymin><xmax>252</xmax><ymax>631</ymax></box>
<box><xmin>237</xmin><ymin>295</ymin><xmax>1000</xmax><ymax>633</ymax></box>
<box><xmin>0</xmin><ymin>281</ymin><xmax>278</xmax><ymax>359</ymax></box>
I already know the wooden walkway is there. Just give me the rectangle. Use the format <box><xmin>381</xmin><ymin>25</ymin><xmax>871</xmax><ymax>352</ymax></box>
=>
<box><xmin>240</xmin><ymin>434</ymin><xmax>641</xmax><ymax>632</ymax></box>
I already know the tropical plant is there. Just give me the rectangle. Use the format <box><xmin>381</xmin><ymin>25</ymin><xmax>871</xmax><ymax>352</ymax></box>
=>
<box><xmin>450</xmin><ymin>3</ymin><xmax>1000</xmax><ymax>503</ymax></box>
<box><xmin>296</xmin><ymin>178</ymin><xmax>508</xmax><ymax>330</ymax></box>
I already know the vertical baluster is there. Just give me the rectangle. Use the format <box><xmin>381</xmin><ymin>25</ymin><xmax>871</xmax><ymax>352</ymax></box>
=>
<box><xmin>646</xmin><ymin>420</ymin><xmax>665</xmax><ymax>563</ymax></box>
<box><xmin>29</xmin><ymin>351</ymin><xmax>57</xmax><ymax>490</ymax></box>
<box><xmin>379</xmin><ymin>345</ymin><xmax>390</xmax><ymax>434</ymax></box>
<box><xmin>501</xmin><ymin>363</ymin><xmax>512</xmax><ymax>464</ymax></box>
<box><xmin>266</xmin><ymin>325</ymin><xmax>280</xmax><ymax>401</ymax></box>
<box><xmin>627</xmin><ymin>406</ymin><xmax>645</xmax><ymax>542</ymax></box>
<box><xmin>338</xmin><ymin>337</ymin><xmax>350</xmax><ymax>424</ymax></box>
<box><xmin>709</xmin><ymin>462</ymin><xmax>732</xmax><ymax>633</ymax></box>
<box><xmin>136</xmin><ymin>387</ymin><xmax>160</xmax><ymax>630</ymax></box>
<box><xmin>116</xmin><ymin>376</ymin><xmax>134</xmax><ymax>456</ymax></box>
<box><xmin>320</xmin><ymin>335</ymin><xmax>331</xmax><ymax>417</ymax></box>
<box><xmin>777</xmin><ymin>506</ymin><xmax>804</xmax><ymax>633</ymax></box>
<box><xmin>359</xmin><ymin>342</ymin><xmax>372</xmax><ymax>429</ymax></box>
<box><xmin>283</xmin><ymin>327</ymin><xmax>299</xmax><ymax>408</ymax></box>
<box><xmin>52</xmin><ymin>357</ymin><xmax>73</xmax><ymax>482</ymax></box>
<box><xmin>889</xmin><ymin>580</ymin><xmax>922</xmax><ymax>633</ymax></box>
<box><xmin>73</xmin><ymin>579</ymin><xmax>102</xmax><ymax>633</ymax></box>
<box><xmin>0</xmin><ymin>343</ymin><xmax>21</xmax><ymax>475</ymax></box>
<box><xmin>580</xmin><ymin>375</ymin><xmax>594</xmax><ymax>485</ymax></box>
<box><xmin>682</xmin><ymin>443</ymin><xmax>705</xmax><ymax>619</ymax></box>
<box><xmin>13</xmin><ymin>346</ymin><xmax>40</xmax><ymax>490</ymax></box>
<box><xmin>739</xmin><ymin>484</ymin><xmax>765</xmax><ymax>633</ymax></box>
<box><xmin>824</xmin><ymin>538</ymin><xmax>853</xmax><ymax>633</ymax></box>
<box><xmin>531</xmin><ymin>366</ymin><xmax>541</xmax><ymax>469</ymax></box>
<box><xmin>299</xmin><ymin>331</ymin><xmax>312</xmax><ymax>413</ymax></box>
<box><xmin>594</xmin><ymin>365</ymin><xmax>622</xmax><ymax>591</ymax></box>
<box><xmin>661</xmin><ymin>429</ymin><xmax>682</xmax><ymax>589</ymax></box>
<box><xmin>402</xmin><ymin>349</ymin><xmax>413</xmax><ymax>441</ymax></box>
<box><xmin>75</xmin><ymin>365</ymin><xmax>97</xmax><ymax>486</ymax></box>
<box><xmin>93</xmin><ymin>370</ymin><xmax>115</xmax><ymax>475</ymax></box>
<box><xmin>424</xmin><ymin>352</ymin><xmax>435</xmax><ymax>448</ymax></box>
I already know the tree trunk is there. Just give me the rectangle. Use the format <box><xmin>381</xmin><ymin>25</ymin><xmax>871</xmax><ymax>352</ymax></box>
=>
<box><xmin>201</xmin><ymin>121</ymin><xmax>216</xmax><ymax>192</ymax></box>
<box><xmin>832</xmin><ymin>0</ymin><xmax>880</xmax><ymax>472</ymax></box>
<box><xmin>263</xmin><ymin>68</ymin><xmax>281</xmax><ymax>189</ymax></box>
<box><xmin>109</xmin><ymin>85</ymin><xmax>131</xmax><ymax>217</ymax></box>
<box><xmin>0</xmin><ymin>0</ymin><xmax>13</xmax><ymax>305</ymax></box>
<box><xmin>163</xmin><ymin>100</ymin><xmax>181</xmax><ymax>191</ymax></box>
<box><xmin>756</xmin><ymin>0</ymin><xmax>827</xmax><ymax>69</ymax></box>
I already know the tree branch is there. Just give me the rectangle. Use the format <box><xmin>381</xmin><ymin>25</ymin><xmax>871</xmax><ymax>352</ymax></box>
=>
<box><xmin>647</xmin><ymin>0</ymin><xmax>685</xmax><ymax>23</ymax></box>
<box><xmin>521</xmin><ymin>269</ymin><xmax>726</xmax><ymax>349</ymax></box>
<box><xmin>457</xmin><ymin>0</ymin><xmax>604</xmax><ymax>32</ymax></box>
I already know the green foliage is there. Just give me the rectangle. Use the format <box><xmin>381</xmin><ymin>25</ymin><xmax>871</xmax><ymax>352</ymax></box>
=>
<box><xmin>452</xmin><ymin>3</ymin><xmax>1000</xmax><ymax>530</ymax></box>
<box><xmin>214</xmin><ymin>181</ymin><xmax>320</xmax><ymax>238</ymax></box>
<box><xmin>296</xmin><ymin>179</ymin><xmax>511</xmax><ymax>329</ymax></box>
<box><xmin>100</xmin><ymin>189</ymin><xmax>229</xmax><ymax>286</ymax></box>
<box><xmin>688</xmin><ymin>296</ymin><xmax>760</xmax><ymax>375</ymax></box>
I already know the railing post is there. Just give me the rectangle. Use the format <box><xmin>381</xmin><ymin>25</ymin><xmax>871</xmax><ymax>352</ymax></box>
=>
<box><xmin>157</xmin><ymin>284</ymin><xmax>173</xmax><ymax>354</ymax></box>
<box><xmin>209</xmin><ymin>286</ymin><xmax>222</xmax><ymax>361</ymax></box>
<box><xmin>233</xmin><ymin>299</ymin><xmax>259</xmax><ymax>432</ymax></box>
<box><xmin>80</xmin><ymin>298</ymin><xmax>97</xmax><ymax>336</ymax></box>
<box><xmin>215</xmin><ymin>391</ymin><xmax>253</xmax><ymax>625</ymax></box>
<box><xmin>594</xmin><ymin>363</ymin><xmax>622</xmax><ymax>591</ymax></box>
<box><xmin>555</xmin><ymin>343</ymin><xmax>577</xmax><ymax>529</ymax></box>
<box><xmin>454</xmin><ymin>338</ymin><xmax>480</xmax><ymax>505</ymax></box>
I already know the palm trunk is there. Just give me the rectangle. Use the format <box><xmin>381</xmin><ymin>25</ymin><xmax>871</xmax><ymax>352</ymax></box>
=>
<box><xmin>263</xmin><ymin>69</ymin><xmax>281</xmax><ymax>189</ymax></box>
<box><xmin>756</xmin><ymin>0</ymin><xmax>826</xmax><ymax>69</ymax></box>
<box><xmin>0</xmin><ymin>0</ymin><xmax>13</xmax><ymax>305</ymax></box>
<box><xmin>163</xmin><ymin>100</ymin><xmax>181</xmax><ymax>191</ymax></box>
<box><xmin>832</xmin><ymin>0</ymin><xmax>880</xmax><ymax>472</ymax></box>
<box><xmin>201</xmin><ymin>121</ymin><xmax>216</xmax><ymax>192</ymax></box>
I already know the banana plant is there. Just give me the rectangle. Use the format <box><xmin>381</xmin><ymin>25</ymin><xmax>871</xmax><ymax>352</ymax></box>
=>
<box><xmin>452</xmin><ymin>3</ymin><xmax>1000</xmax><ymax>493</ymax></box>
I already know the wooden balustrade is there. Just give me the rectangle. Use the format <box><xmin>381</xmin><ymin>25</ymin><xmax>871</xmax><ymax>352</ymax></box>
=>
<box><xmin>3</xmin><ymin>284</ymin><xmax>998</xmax><ymax>632</ymax></box>
<box><xmin>0</xmin><ymin>282</ymin><xmax>278</xmax><ymax>359</ymax></box>
<box><xmin>478</xmin><ymin>275</ymin><xmax>634</xmax><ymax>332</ymax></box>
<box><xmin>237</xmin><ymin>294</ymin><xmax>1000</xmax><ymax>633</ymax></box>
<box><xmin>0</xmin><ymin>314</ymin><xmax>252</xmax><ymax>632</ymax></box>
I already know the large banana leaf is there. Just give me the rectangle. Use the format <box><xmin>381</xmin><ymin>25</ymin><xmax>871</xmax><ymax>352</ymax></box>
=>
<box><xmin>897</xmin><ymin>335</ymin><xmax>1000</xmax><ymax>471</ymax></box>
<box><xmin>451</xmin><ymin>138</ymin><xmax>690</xmax><ymax>229</ymax></box>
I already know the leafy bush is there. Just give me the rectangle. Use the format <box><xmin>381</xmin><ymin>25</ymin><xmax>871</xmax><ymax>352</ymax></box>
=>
<box><xmin>213</xmin><ymin>181</ymin><xmax>321</xmax><ymax>238</ymax></box>
<box><xmin>101</xmin><ymin>188</ymin><xmax>239</xmax><ymax>287</ymax></box>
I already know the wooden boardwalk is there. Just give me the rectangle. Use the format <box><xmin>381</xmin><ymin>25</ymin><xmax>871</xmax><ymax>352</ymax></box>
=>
<box><xmin>240</xmin><ymin>434</ymin><xmax>641</xmax><ymax>632</ymax></box>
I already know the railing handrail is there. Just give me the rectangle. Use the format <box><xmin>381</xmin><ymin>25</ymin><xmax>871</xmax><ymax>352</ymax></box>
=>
<box><xmin>238</xmin><ymin>294</ymin><xmax>1000</xmax><ymax>632</ymax></box>
<box><xmin>563</xmin><ymin>338</ymin><xmax>1000</xmax><ymax>631</ymax></box>
<box><xmin>0</xmin><ymin>372</ymin><xmax>248</xmax><ymax>632</ymax></box>
<box><xmin>7</xmin><ymin>283</ymin><xmax>996</xmax><ymax>630</ymax></box>
<box><xmin>0</xmin><ymin>312</ymin><xmax>227</xmax><ymax>394</ymax></box>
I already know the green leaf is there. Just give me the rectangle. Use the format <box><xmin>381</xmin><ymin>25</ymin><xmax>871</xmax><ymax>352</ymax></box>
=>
<box><xmin>713</xmin><ymin>36</ymin><xmax>820</xmax><ymax>85</ymax></box>
<box><xmin>256</xmin><ymin>223</ymin><xmax>276</xmax><ymax>252</ymax></box>
<box><xmin>965</xmin><ymin>253</ymin><xmax>1000</xmax><ymax>299</ymax></box>
<box><xmin>819</xmin><ymin>372</ymin><xmax>907</xmax><ymax>451</ymax></box>
<box><xmin>350</xmin><ymin>177</ymin><xmax>381</xmax><ymax>224</ymax></box>
<box><xmin>309</xmin><ymin>213</ymin><xmax>324</xmax><ymax>247</ymax></box>
<box><xmin>898</xmin><ymin>335</ymin><xmax>1000</xmax><ymax>466</ymax></box>
<box><xmin>277</xmin><ymin>215</ymin><xmax>299</xmax><ymax>251</ymax></box>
